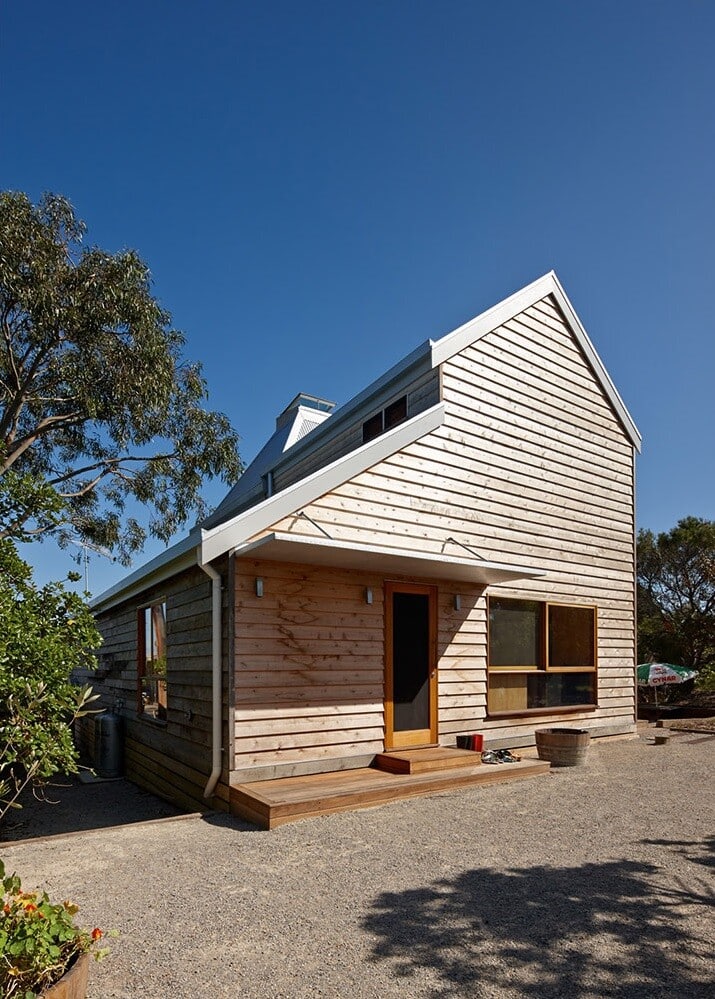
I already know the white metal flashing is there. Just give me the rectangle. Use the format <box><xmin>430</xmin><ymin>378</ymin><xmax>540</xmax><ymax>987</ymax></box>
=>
<box><xmin>232</xmin><ymin>531</ymin><xmax>546</xmax><ymax>585</ymax></box>
<box><xmin>91</xmin><ymin>529</ymin><xmax>201</xmax><ymax>613</ymax></box>
<box><xmin>246</xmin><ymin>338</ymin><xmax>434</xmax><ymax>488</ymax></box>
<box><xmin>430</xmin><ymin>271</ymin><xmax>641</xmax><ymax>452</ymax></box>
<box><xmin>200</xmin><ymin>402</ymin><xmax>446</xmax><ymax>564</ymax></box>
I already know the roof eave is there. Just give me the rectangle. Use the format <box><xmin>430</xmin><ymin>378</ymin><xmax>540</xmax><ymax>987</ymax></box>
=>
<box><xmin>430</xmin><ymin>271</ymin><xmax>642</xmax><ymax>453</ymax></box>
<box><xmin>90</xmin><ymin>528</ymin><xmax>201</xmax><ymax>613</ymax></box>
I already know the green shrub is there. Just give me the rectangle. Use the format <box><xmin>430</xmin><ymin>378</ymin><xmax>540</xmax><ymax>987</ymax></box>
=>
<box><xmin>0</xmin><ymin>540</ymin><xmax>101</xmax><ymax>822</ymax></box>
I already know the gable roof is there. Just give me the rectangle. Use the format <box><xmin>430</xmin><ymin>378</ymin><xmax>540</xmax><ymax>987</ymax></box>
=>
<box><xmin>430</xmin><ymin>271</ymin><xmax>640</xmax><ymax>450</ymax></box>
<box><xmin>92</xmin><ymin>271</ymin><xmax>640</xmax><ymax>611</ymax></box>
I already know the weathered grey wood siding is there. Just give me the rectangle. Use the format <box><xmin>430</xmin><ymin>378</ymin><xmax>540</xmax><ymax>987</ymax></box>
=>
<box><xmin>80</xmin><ymin>562</ymin><xmax>231</xmax><ymax>812</ymax></box>
<box><xmin>248</xmin><ymin>293</ymin><xmax>635</xmax><ymax>757</ymax></box>
<box><xmin>271</xmin><ymin>367</ymin><xmax>440</xmax><ymax>495</ymax></box>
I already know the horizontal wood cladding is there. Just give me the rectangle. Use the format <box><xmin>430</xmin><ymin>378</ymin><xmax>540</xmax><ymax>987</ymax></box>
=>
<box><xmin>233</xmin><ymin>559</ymin><xmax>386</xmax><ymax>774</ymax></box>
<box><xmin>87</xmin><ymin>561</ymin><xmax>229</xmax><ymax>810</ymax></box>
<box><xmin>123</xmin><ymin>732</ymin><xmax>227</xmax><ymax>813</ymax></box>
<box><xmin>255</xmin><ymin>295</ymin><xmax>635</xmax><ymax>747</ymax></box>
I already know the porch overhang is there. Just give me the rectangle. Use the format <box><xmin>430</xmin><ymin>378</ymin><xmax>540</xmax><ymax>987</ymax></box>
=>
<box><xmin>231</xmin><ymin>532</ymin><xmax>546</xmax><ymax>585</ymax></box>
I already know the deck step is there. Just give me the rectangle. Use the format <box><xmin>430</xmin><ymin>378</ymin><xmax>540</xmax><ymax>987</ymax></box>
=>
<box><xmin>373</xmin><ymin>747</ymin><xmax>482</xmax><ymax>774</ymax></box>
<box><xmin>229</xmin><ymin>757</ymin><xmax>550</xmax><ymax>830</ymax></box>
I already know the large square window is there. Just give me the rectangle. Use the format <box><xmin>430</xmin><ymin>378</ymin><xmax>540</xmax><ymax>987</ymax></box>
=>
<box><xmin>487</xmin><ymin>597</ymin><xmax>596</xmax><ymax>715</ymax></box>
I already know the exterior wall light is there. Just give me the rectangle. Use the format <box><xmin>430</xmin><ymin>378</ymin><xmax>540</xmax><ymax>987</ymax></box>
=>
<box><xmin>255</xmin><ymin>577</ymin><xmax>264</xmax><ymax>598</ymax></box>
<box><xmin>365</xmin><ymin>587</ymin><xmax>373</xmax><ymax>605</ymax></box>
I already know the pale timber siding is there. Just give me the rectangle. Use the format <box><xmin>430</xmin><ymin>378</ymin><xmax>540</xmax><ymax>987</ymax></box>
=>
<box><xmin>79</xmin><ymin>563</ymin><xmax>231</xmax><ymax>811</ymax></box>
<box><xmin>232</xmin><ymin>559</ymin><xmax>385</xmax><ymax>781</ymax></box>
<box><xmin>259</xmin><ymin>294</ymin><xmax>635</xmax><ymax>751</ymax></box>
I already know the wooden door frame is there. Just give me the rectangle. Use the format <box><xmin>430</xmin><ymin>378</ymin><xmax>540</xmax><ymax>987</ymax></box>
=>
<box><xmin>384</xmin><ymin>581</ymin><xmax>438</xmax><ymax>750</ymax></box>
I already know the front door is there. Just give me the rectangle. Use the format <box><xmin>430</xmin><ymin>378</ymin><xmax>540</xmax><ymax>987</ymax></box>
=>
<box><xmin>385</xmin><ymin>582</ymin><xmax>438</xmax><ymax>749</ymax></box>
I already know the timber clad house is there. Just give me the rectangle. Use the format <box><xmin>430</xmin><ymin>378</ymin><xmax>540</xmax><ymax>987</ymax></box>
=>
<box><xmin>80</xmin><ymin>272</ymin><xmax>641</xmax><ymax>826</ymax></box>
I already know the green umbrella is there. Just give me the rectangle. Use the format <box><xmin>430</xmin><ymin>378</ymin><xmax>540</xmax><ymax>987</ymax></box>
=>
<box><xmin>637</xmin><ymin>662</ymin><xmax>697</xmax><ymax>706</ymax></box>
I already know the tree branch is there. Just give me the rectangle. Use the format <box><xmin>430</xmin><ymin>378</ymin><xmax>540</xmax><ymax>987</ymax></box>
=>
<box><xmin>47</xmin><ymin>451</ymin><xmax>178</xmax><ymax>487</ymax></box>
<box><xmin>1</xmin><ymin>411</ymin><xmax>84</xmax><ymax>472</ymax></box>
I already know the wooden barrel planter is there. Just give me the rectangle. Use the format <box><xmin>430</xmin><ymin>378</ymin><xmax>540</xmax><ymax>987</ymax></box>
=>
<box><xmin>41</xmin><ymin>953</ymin><xmax>89</xmax><ymax>999</ymax></box>
<box><xmin>535</xmin><ymin>728</ymin><xmax>590</xmax><ymax>766</ymax></box>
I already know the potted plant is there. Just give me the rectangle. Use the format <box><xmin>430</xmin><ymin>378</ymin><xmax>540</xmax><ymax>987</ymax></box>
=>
<box><xmin>0</xmin><ymin>860</ymin><xmax>109</xmax><ymax>998</ymax></box>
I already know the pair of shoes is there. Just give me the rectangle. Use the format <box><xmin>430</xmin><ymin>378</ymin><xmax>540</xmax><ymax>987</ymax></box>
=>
<box><xmin>481</xmin><ymin>750</ymin><xmax>499</xmax><ymax>764</ymax></box>
<box><xmin>495</xmin><ymin>749</ymin><xmax>519</xmax><ymax>763</ymax></box>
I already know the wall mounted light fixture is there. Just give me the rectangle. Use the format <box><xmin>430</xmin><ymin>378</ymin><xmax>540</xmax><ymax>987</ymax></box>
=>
<box><xmin>453</xmin><ymin>594</ymin><xmax>461</xmax><ymax>611</ymax></box>
<box><xmin>365</xmin><ymin>587</ymin><xmax>373</xmax><ymax>605</ymax></box>
<box><xmin>255</xmin><ymin>577</ymin><xmax>264</xmax><ymax>598</ymax></box>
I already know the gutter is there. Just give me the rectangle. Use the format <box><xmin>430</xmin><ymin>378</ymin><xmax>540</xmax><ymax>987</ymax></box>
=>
<box><xmin>199</xmin><ymin>558</ymin><xmax>223</xmax><ymax>800</ymax></box>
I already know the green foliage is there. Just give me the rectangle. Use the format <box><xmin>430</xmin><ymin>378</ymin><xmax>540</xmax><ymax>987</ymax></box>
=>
<box><xmin>0</xmin><ymin>540</ymin><xmax>101</xmax><ymax>822</ymax></box>
<box><xmin>0</xmin><ymin>859</ymin><xmax>109</xmax><ymax>998</ymax></box>
<box><xmin>695</xmin><ymin>661</ymin><xmax>715</xmax><ymax>692</ymax></box>
<box><xmin>637</xmin><ymin>516</ymin><xmax>715</xmax><ymax>672</ymax></box>
<box><xmin>0</xmin><ymin>190</ymin><xmax>241</xmax><ymax>562</ymax></box>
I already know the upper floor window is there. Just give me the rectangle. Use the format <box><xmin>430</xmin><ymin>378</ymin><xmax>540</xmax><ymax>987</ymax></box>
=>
<box><xmin>138</xmin><ymin>600</ymin><xmax>167</xmax><ymax>720</ymax></box>
<box><xmin>362</xmin><ymin>395</ymin><xmax>407</xmax><ymax>443</ymax></box>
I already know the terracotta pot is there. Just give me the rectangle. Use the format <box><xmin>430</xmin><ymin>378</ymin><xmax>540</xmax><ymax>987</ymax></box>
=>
<box><xmin>535</xmin><ymin>727</ymin><xmax>590</xmax><ymax>766</ymax></box>
<box><xmin>41</xmin><ymin>952</ymin><xmax>89</xmax><ymax>999</ymax></box>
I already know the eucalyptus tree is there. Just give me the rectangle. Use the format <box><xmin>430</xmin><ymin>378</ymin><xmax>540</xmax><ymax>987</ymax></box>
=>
<box><xmin>0</xmin><ymin>191</ymin><xmax>240</xmax><ymax>561</ymax></box>
<box><xmin>637</xmin><ymin>516</ymin><xmax>715</xmax><ymax>672</ymax></box>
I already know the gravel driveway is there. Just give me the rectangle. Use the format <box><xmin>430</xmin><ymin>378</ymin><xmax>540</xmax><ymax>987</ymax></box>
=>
<box><xmin>3</xmin><ymin>731</ymin><xmax>714</xmax><ymax>998</ymax></box>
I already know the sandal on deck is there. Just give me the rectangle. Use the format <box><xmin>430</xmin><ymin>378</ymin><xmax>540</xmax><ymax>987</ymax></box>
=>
<box><xmin>495</xmin><ymin>749</ymin><xmax>519</xmax><ymax>763</ymax></box>
<box><xmin>481</xmin><ymin>750</ymin><xmax>499</xmax><ymax>764</ymax></box>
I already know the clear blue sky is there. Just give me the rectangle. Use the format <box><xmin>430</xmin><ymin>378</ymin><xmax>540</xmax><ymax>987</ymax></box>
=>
<box><xmin>2</xmin><ymin>0</ymin><xmax>713</xmax><ymax>595</ymax></box>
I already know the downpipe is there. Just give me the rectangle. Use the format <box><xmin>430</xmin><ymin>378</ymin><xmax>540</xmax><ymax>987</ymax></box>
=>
<box><xmin>199</xmin><ymin>558</ymin><xmax>222</xmax><ymax>800</ymax></box>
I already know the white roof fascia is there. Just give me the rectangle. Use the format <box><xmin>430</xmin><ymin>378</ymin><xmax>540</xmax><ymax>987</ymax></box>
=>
<box><xmin>233</xmin><ymin>531</ymin><xmax>547</xmax><ymax>585</ymax></box>
<box><xmin>548</xmin><ymin>273</ymin><xmax>642</xmax><ymax>452</ymax></box>
<box><xmin>201</xmin><ymin>401</ymin><xmax>446</xmax><ymax>565</ymax></box>
<box><xmin>430</xmin><ymin>271</ymin><xmax>641</xmax><ymax>453</ymax></box>
<box><xmin>91</xmin><ymin>528</ymin><xmax>201</xmax><ymax>613</ymax></box>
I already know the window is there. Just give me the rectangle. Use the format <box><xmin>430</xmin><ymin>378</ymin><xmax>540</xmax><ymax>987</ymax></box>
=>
<box><xmin>138</xmin><ymin>600</ymin><xmax>167</xmax><ymax>720</ymax></box>
<box><xmin>362</xmin><ymin>395</ymin><xmax>407</xmax><ymax>443</ymax></box>
<box><xmin>487</xmin><ymin>597</ymin><xmax>596</xmax><ymax>715</ymax></box>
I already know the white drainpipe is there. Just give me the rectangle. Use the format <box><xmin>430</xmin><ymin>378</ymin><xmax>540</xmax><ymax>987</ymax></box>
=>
<box><xmin>199</xmin><ymin>557</ymin><xmax>222</xmax><ymax>799</ymax></box>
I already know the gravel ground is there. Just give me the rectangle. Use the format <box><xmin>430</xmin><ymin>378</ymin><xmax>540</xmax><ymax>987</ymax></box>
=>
<box><xmin>3</xmin><ymin>731</ymin><xmax>714</xmax><ymax>999</ymax></box>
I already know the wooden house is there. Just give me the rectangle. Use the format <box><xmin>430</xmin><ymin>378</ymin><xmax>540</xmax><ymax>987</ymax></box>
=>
<box><xmin>82</xmin><ymin>272</ymin><xmax>641</xmax><ymax>823</ymax></box>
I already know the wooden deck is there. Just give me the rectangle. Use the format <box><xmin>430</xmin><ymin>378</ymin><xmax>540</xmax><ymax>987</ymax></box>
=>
<box><xmin>229</xmin><ymin>748</ymin><xmax>550</xmax><ymax>829</ymax></box>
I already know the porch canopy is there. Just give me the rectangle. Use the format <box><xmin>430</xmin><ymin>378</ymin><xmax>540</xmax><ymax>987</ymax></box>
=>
<box><xmin>231</xmin><ymin>531</ymin><xmax>546</xmax><ymax>585</ymax></box>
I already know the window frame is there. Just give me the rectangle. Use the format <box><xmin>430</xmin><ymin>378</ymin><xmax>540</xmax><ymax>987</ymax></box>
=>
<box><xmin>485</xmin><ymin>597</ymin><xmax>544</xmax><ymax>671</ymax></box>
<box><xmin>362</xmin><ymin>394</ymin><xmax>408</xmax><ymax>443</ymax></box>
<box><xmin>487</xmin><ymin>596</ymin><xmax>598</xmax><ymax>717</ymax></box>
<box><xmin>137</xmin><ymin>598</ymin><xmax>168</xmax><ymax>722</ymax></box>
<box><xmin>545</xmin><ymin>602</ymin><xmax>598</xmax><ymax>672</ymax></box>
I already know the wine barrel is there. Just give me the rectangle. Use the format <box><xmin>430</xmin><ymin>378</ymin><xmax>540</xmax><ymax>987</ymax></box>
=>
<box><xmin>535</xmin><ymin>728</ymin><xmax>590</xmax><ymax>766</ymax></box>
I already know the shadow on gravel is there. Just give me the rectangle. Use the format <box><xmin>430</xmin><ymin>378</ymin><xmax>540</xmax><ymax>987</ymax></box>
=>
<box><xmin>363</xmin><ymin>841</ymin><xmax>714</xmax><ymax>998</ymax></box>
<box><xmin>0</xmin><ymin>774</ymin><xmax>186</xmax><ymax>844</ymax></box>
<box><xmin>641</xmin><ymin>834</ymin><xmax>715</xmax><ymax>872</ymax></box>
<box><xmin>200</xmin><ymin>811</ymin><xmax>266</xmax><ymax>835</ymax></box>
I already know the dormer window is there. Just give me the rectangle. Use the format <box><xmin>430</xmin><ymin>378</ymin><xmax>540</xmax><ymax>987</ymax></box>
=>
<box><xmin>362</xmin><ymin>395</ymin><xmax>407</xmax><ymax>443</ymax></box>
